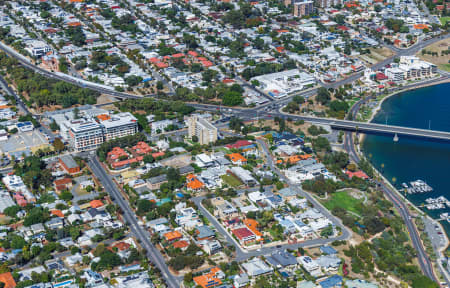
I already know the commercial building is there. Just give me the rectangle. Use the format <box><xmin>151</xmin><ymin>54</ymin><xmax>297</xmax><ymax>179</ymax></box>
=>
<box><xmin>251</xmin><ymin>69</ymin><xmax>315</xmax><ymax>98</ymax></box>
<box><xmin>187</xmin><ymin>115</ymin><xmax>218</xmax><ymax>145</ymax></box>
<box><xmin>59</xmin><ymin>155</ymin><xmax>80</xmax><ymax>175</ymax></box>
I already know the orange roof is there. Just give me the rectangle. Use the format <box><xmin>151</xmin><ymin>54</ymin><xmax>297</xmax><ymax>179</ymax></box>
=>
<box><xmin>188</xmin><ymin>51</ymin><xmax>198</xmax><ymax>57</ymax></box>
<box><xmin>108</xmin><ymin>147</ymin><xmax>128</xmax><ymax>160</ymax></box>
<box><xmin>0</xmin><ymin>105</ymin><xmax>10</xmax><ymax>109</ymax></box>
<box><xmin>132</xmin><ymin>141</ymin><xmax>153</xmax><ymax>154</ymax></box>
<box><xmin>193</xmin><ymin>267</ymin><xmax>223</xmax><ymax>288</ymax></box>
<box><xmin>51</xmin><ymin>210</ymin><xmax>64</xmax><ymax>218</ymax></box>
<box><xmin>172</xmin><ymin>240</ymin><xmax>190</xmax><ymax>249</ymax></box>
<box><xmin>413</xmin><ymin>24</ymin><xmax>429</xmax><ymax>29</ymax></box>
<box><xmin>163</xmin><ymin>231</ymin><xmax>183</xmax><ymax>241</ymax></box>
<box><xmin>285</xmin><ymin>154</ymin><xmax>312</xmax><ymax>164</ymax></box>
<box><xmin>186</xmin><ymin>174</ymin><xmax>204</xmax><ymax>190</ymax></box>
<box><xmin>243</xmin><ymin>218</ymin><xmax>262</xmax><ymax>237</ymax></box>
<box><xmin>90</xmin><ymin>200</ymin><xmax>104</xmax><ymax>208</ymax></box>
<box><xmin>156</xmin><ymin>62</ymin><xmax>169</xmax><ymax>68</ymax></box>
<box><xmin>54</xmin><ymin>178</ymin><xmax>72</xmax><ymax>186</ymax></box>
<box><xmin>172</xmin><ymin>53</ymin><xmax>185</xmax><ymax>58</ymax></box>
<box><xmin>226</xmin><ymin>153</ymin><xmax>247</xmax><ymax>163</ymax></box>
<box><xmin>97</xmin><ymin>114</ymin><xmax>110</xmax><ymax>121</ymax></box>
<box><xmin>276</xmin><ymin>46</ymin><xmax>285</xmax><ymax>53</ymax></box>
<box><xmin>0</xmin><ymin>272</ymin><xmax>16</xmax><ymax>288</ymax></box>
<box><xmin>113</xmin><ymin>242</ymin><xmax>131</xmax><ymax>251</ymax></box>
<box><xmin>152</xmin><ymin>151</ymin><xmax>165</xmax><ymax>158</ymax></box>
<box><xmin>68</xmin><ymin>22</ymin><xmax>82</xmax><ymax>27</ymax></box>
<box><xmin>201</xmin><ymin>60</ymin><xmax>213</xmax><ymax>67</ymax></box>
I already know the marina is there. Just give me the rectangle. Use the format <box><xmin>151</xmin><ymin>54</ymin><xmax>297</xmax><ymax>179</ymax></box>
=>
<box><xmin>402</xmin><ymin>180</ymin><xmax>433</xmax><ymax>194</ymax></box>
<box><xmin>424</xmin><ymin>196</ymin><xmax>450</xmax><ymax>210</ymax></box>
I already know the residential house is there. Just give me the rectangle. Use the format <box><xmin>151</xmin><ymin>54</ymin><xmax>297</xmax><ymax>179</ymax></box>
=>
<box><xmin>241</xmin><ymin>258</ymin><xmax>274</xmax><ymax>277</ymax></box>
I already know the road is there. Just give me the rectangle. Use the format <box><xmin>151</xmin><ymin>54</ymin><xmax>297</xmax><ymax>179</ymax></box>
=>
<box><xmin>89</xmin><ymin>157</ymin><xmax>180</xmax><ymax>288</ymax></box>
<box><xmin>343</xmin><ymin>97</ymin><xmax>440</xmax><ymax>283</ymax></box>
<box><xmin>0</xmin><ymin>31</ymin><xmax>447</xmax><ymax>110</ymax></box>
<box><xmin>191</xmin><ymin>138</ymin><xmax>351</xmax><ymax>262</ymax></box>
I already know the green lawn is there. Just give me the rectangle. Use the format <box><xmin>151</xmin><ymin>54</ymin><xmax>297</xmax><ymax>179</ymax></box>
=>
<box><xmin>221</xmin><ymin>174</ymin><xmax>243</xmax><ymax>187</ymax></box>
<box><xmin>323</xmin><ymin>190</ymin><xmax>363</xmax><ymax>216</ymax></box>
<box><xmin>440</xmin><ymin>17</ymin><xmax>450</xmax><ymax>25</ymax></box>
<box><xmin>439</xmin><ymin>63</ymin><xmax>450</xmax><ymax>72</ymax></box>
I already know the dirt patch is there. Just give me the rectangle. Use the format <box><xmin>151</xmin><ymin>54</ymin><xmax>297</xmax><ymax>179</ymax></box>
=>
<box><xmin>96</xmin><ymin>94</ymin><xmax>119</xmax><ymax>106</ymax></box>
<box><xmin>160</xmin><ymin>154</ymin><xmax>192</xmax><ymax>168</ymax></box>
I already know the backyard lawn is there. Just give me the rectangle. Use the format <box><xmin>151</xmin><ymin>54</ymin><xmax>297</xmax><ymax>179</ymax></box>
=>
<box><xmin>323</xmin><ymin>190</ymin><xmax>364</xmax><ymax>216</ymax></box>
<box><xmin>221</xmin><ymin>174</ymin><xmax>243</xmax><ymax>187</ymax></box>
<box><xmin>440</xmin><ymin>17</ymin><xmax>450</xmax><ymax>25</ymax></box>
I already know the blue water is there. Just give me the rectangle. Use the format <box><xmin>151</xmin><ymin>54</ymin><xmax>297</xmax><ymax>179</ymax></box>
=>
<box><xmin>362</xmin><ymin>83</ymin><xmax>450</xmax><ymax>230</ymax></box>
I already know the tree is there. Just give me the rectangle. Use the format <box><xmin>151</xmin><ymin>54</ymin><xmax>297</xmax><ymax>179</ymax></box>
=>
<box><xmin>184</xmin><ymin>272</ymin><xmax>193</xmax><ymax>283</ymax></box>
<box><xmin>312</xmin><ymin>136</ymin><xmax>331</xmax><ymax>152</ymax></box>
<box><xmin>411</xmin><ymin>275</ymin><xmax>439</xmax><ymax>288</ymax></box>
<box><xmin>156</xmin><ymin>81</ymin><xmax>164</xmax><ymax>90</ymax></box>
<box><xmin>59</xmin><ymin>190</ymin><xmax>73</xmax><ymax>201</ymax></box>
<box><xmin>316</xmin><ymin>87</ymin><xmax>331</xmax><ymax>105</ymax></box>
<box><xmin>202</xmin><ymin>69</ymin><xmax>218</xmax><ymax>83</ymax></box>
<box><xmin>11</xmin><ymin>235</ymin><xmax>26</xmax><ymax>249</ymax></box>
<box><xmin>3</xmin><ymin>205</ymin><xmax>21</xmax><ymax>218</ymax></box>
<box><xmin>143</xmin><ymin>155</ymin><xmax>154</xmax><ymax>163</ymax></box>
<box><xmin>50</xmin><ymin>120</ymin><xmax>59</xmax><ymax>131</ymax></box>
<box><xmin>222</xmin><ymin>90</ymin><xmax>243</xmax><ymax>106</ymax></box>
<box><xmin>125</xmin><ymin>75</ymin><xmax>143</xmax><ymax>87</ymax></box>
<box><xmin>191</xmin><ymin>135</ymin><xmax>199</xmax><ymax>142</ymax></box>
<box><xmin>53</xmin><ymin>138</ymin><xmax>65</xmax><ymax>152</ymax></box>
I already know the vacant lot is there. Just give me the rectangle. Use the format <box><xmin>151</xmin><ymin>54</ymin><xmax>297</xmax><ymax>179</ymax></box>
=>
<box><xmin>221</xmin><ymin>174</ymin><xmax>243</xmax><ymax>187</ymax></box>
<box><xmin>359</xmin><ymin>47</ymin><xmax>395</xmax><ymax>65</ymax></box>
<box><xmin>417</xmin><ymin>38</ymin><xmax>450</xmax><ymax>71</ymax></box>
<box><xmin>323</xmin><ymin>190</ymin><xmax>364</xmax><ymax>216</ymax></box>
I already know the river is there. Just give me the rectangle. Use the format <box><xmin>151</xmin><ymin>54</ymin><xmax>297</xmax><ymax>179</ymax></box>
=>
<box><xmin>362</xmin><ymin>82</ymin><xmax>450</xmax><ymax>233</ymax></box>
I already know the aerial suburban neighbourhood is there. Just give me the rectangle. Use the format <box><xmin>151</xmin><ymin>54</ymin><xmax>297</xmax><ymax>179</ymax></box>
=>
<box><xmin>0</xmin><ymin>0</ymin><xmax>449</xmax><ymax>288</ymax></box>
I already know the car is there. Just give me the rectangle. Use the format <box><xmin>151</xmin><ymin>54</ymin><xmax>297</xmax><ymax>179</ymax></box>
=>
<box><xmin>276</xmin><ymin>245</ymin><xmax>281</xmax><ymax>248</ymax></box>
<box><xmin>438</xmin><ymin>232</ymin><xmax>443</xmax><ymax>235</ymax></box>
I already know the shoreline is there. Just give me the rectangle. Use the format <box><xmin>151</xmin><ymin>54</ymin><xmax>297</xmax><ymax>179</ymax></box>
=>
<box><xmin>355</xmin><ymin>80</ymin><xmax>450</xmax><ymax>283</ymax></box>
<box><xmin>359</xmin><ymin>76</ymin><xmax>450</xmax><ymax>144</ymax></box>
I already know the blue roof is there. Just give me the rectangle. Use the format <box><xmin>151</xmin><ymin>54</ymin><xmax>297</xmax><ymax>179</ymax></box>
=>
<box><xmin>320</xmin><ymin>246</ymin><xmax>337</xmax><ymax>255</ymax></box>
<box><xmin>176</xmin><ymin>192</ymin><xmax>184</xmax><ymax>198</ymax></box>
<box><xmin>320</xmin><ymin>275</ymin><xmax>343</xmax><ymax>288</ymax></box>
<box><xmin>142</xmin><ymin>77</ymin><xmax>153</xmax><ymax>82</ymax></box>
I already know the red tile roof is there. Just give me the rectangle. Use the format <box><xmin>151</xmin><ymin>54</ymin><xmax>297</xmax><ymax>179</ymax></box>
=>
<box><xmin>232</xmin><ymin>227</ymin><xmax>255</xmax><ymax>240</ymax></box>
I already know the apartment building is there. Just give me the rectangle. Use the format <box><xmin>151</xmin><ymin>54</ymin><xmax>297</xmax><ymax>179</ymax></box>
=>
<box><xmin>293</xmin><ymin>0</ymin><xmax>314</xmax><ymax>17</ymax></box>
<box><xmin>97</xmin><ymin>113</ymin><xmax>138</xmax><ymax>141</ymax></box>
<box><xmin>385</xmin><ymin>56</ymin><xmax>437</xmax><ymax>82</ymax></box>
<box><xmin>67</xmin><ymin>120</ymin><xmax>104</xmax><ymax>152</ymax></box>
<box><xmin>187</xmin><ymin>115</ymin><xmax>218</xmax><ymax>145</ymax></box>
